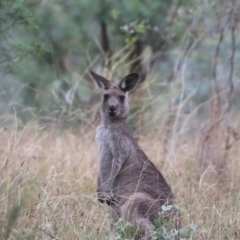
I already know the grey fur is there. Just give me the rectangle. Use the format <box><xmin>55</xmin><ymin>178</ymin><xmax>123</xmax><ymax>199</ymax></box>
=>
<box><xmin>90</xmin><ymin>71</ymin><xmax>178</xmax><ymax>238</ymax></box>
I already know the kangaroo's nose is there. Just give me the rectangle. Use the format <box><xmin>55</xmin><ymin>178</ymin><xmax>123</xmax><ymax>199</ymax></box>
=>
<box><xmin>108</xmin><ymin>106</ymin><xmax>117</xmax><ymax>115</ymax></box>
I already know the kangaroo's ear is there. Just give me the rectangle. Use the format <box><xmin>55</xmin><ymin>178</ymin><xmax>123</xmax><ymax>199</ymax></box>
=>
<box><xmin>90</xmin><ymin>71</ymin><xmax>112</xmax><ymax>90</ymax></box>
<box><xmin>118</xmin><ymin>73</ymin><xmax>139</xmax><ymax>92</ymax></box>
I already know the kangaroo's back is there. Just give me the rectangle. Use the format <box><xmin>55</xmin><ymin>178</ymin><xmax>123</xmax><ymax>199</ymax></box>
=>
<box><xmin>90</xmin><ymin>71</ymin><xmax>179</xmax><ymax>239</ymax></box>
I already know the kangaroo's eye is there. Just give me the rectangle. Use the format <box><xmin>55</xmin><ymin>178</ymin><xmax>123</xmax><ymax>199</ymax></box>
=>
<box><xmin>119</xmin><ymin>95</ymin><xmax>125</xmax><ymax>102</ymax></box>
<box><xmin>103</xmin><ymin>94</ymin><xmax>109</xmax><ymax>100</ymax></box>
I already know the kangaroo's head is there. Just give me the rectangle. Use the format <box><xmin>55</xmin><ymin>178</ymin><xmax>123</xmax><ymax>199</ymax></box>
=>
<box><xmin>90</xmin><ymin>71</ymin><xmax>139</xmax><ymax>121</ymax></box>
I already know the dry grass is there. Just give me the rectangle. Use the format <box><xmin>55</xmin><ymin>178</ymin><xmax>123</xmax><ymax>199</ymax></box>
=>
<box><xmin>0</xmin><ymin>123</ymin><xmax>240</xmax><ymax>240</ymax></box>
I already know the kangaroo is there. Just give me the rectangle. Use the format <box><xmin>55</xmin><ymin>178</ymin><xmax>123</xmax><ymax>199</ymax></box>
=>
<box><xmin>90</xmin><ymin>71</ymin><xmax>179</xmax><ymax>238</ymax></box>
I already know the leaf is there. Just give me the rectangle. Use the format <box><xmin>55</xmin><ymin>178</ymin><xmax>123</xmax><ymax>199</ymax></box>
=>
<box><xmin>162</xmin><ymin>204</ymin><xmax>173</xmax><ymax>212</ymax></box>
<box><xmin>110</xmin><ymin>9</ymin><xmax>119</xmax><ymax>19</ymax></box>
<box><xmin>173</xmin><ymin>203</ymin><xmax>187</xmax><ymax>215</ymax></box>
<box><xmin>189</xmin><ymin>223</ymin><xmax>197</xmax><ymax>231</ymax></box>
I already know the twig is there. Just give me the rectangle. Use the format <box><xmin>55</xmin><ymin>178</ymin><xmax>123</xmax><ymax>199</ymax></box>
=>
<box><xmin>225</xmin><ymin>3</ymin><xmax>237</xmax><ymax>113</ymax></box>
<box><xmin>211</xmin><ymin>25</ymin><xmax>225</xmax><ymax>115</ymax></box>
<box><xmin>38</xmin><ymin>227</ymin><xmax>60</xmax><ymax>240</ymax></box>
<box><xmin>202</xmin><ymin>17</ymin><xmax>228</xmax><ymax>143</ymax></box>
<box><xmin>224</xmin><ymin>1</ymin><xmax>238</xmax><ymax>150</ymax></box>
<box><xmin>0</xmin><ymin>18</ymin><xmax>19</xmax><ymax>34</ymax></box>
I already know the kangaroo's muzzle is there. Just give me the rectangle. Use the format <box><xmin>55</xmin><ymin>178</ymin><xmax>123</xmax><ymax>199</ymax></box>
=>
<box><xmin>108</xmin><ymin>106</ymin><xmax>117</xmax><ymax>116</ymax></box>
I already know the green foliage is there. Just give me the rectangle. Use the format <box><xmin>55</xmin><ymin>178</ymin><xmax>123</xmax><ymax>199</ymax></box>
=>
<box><xmin>114</xmin><ymin>219</ymin><xmax>141</xmax><ymax>240</ymax></box>
<box><xmin>0</xmin><ymin>0</ymin><xmax>239</xmax><ymax>130</ymax></box>
<box><xmin>0</xmin><ymin>0</ymin><xmax>39</xmax><ymax>66</ymax></box>
<box><xmin>153</xmin><ymin>204</ymin><xmax>196</xmax><ymax>240</ymax></box>
<box><xmin>114</xmin><ymin>204</ymin><xmax>196</xmax><ymax>240</ymax></box>
<box><xmin>2</xmin><ymin>0</ymin><xmax>187</xmax><ymax>121</ymax></box>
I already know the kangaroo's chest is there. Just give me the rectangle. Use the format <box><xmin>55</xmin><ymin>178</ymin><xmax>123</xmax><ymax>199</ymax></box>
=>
<box><xmin>96</xmin><ymin>126</ymin><xmax>133</xmax><ymax>163</ymax></box>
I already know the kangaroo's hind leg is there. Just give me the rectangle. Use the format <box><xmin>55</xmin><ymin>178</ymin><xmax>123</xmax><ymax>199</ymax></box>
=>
<box><xmin>120</xmin><ymin>193</ymin><xmax>160</xmax><ymax>239</ymax></box>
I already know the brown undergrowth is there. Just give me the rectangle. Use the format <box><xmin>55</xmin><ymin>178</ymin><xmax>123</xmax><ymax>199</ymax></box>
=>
<box><xmin>0</xmin><ymin>124</ymin><xmax>239</xmax><ymax>239</ymax></box>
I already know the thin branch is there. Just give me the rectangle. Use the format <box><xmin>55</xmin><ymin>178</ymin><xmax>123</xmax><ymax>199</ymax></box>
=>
<box><xmin>224</xmin><ymin>0</ymin><xmax>238</xmax><ymax>150</ymax></box>
<box><xmin>201</xmin><ymin>18</ymin><xmax>228</xmax><ymax>143</ymax></box>
<box><xmin>38</xmin><ymin>227</ymin><xmax>60</xmax><ymax>240</ymax></box>
<box><xmin>0</xmin><ymin>18</ymin><xmax>20</xmax><ymax>34</ymax></box>
<box><xmin>212</xmin><ymin>25</ymin><xmax>225</xmax><ymax>113</ymax></box>
<box><xmin>225</xmin><ymin>3</ymin><xmax>237</xmax><ymax>113</ymax></box>
<box><xmin>225</xmin><ymin>137</ymin><xmax>240</xmax><ymax>150</ymax></box>
<box><xmin>225</xmin><ymin>126</ymin><xmax>240</xmax><ymax>150</ymax></box>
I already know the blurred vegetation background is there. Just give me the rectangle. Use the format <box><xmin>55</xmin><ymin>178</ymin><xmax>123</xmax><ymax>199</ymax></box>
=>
<box><xmin>1</xmin><ymin>0</ymin><xmax>240</xmax><ymax>162</ymax></box>
<box><xmin>0</xmin><ymin>0</ymin><xmax>238</xmax><ymax>126</ymax></box>
<box><xmin>0</xmin><ymin>1</ymin><xmax>240</xmax><ymax>239</ymax></box>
